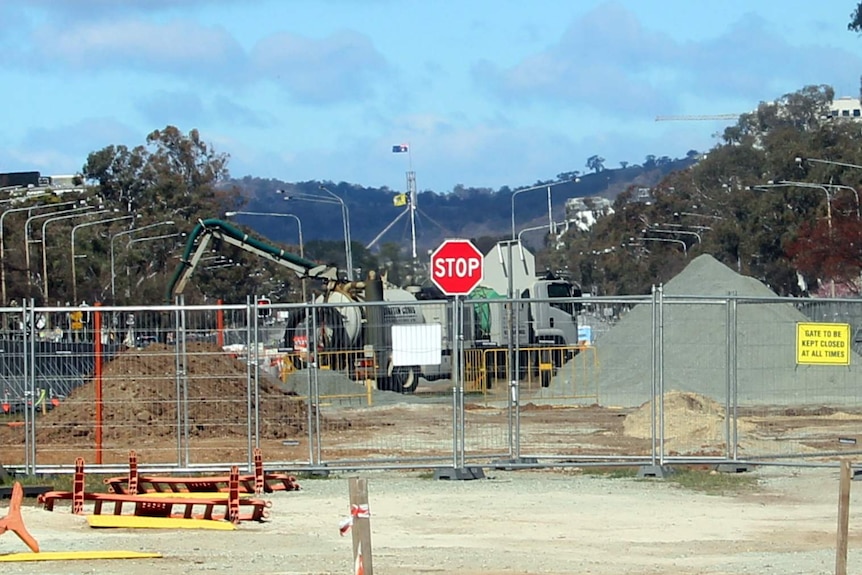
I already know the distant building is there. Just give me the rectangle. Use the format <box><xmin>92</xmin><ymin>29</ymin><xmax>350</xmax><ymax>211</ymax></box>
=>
<box><xmin>0</xmin><ymin>171</ymin><xmax>40</xmax><ymax>189</ymax></box>
<box><xmin>564</xmin><ymin>196</ymin><xmax>615</xmax><ymax>232</ymax></box>
<box><xmin>0</xmin><ymin>171</ymin><xmax>87</xmax><ymax>203</ymax></box>
<box><xmin>829</xmin><ymin>96</ymin><xmax>862</xmax><ymax>120</ymax></box>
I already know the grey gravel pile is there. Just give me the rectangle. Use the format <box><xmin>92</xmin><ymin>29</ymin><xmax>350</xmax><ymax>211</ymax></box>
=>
<box><xmin>566</xmin><ymin>254</ymin><xmax>862</xmax><ymax>408</ymax></box>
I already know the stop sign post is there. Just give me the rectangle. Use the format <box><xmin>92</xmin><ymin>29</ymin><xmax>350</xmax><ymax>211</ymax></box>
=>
<box><xmin>430</xmin><ymin>239</ymin><xmax>484</xmax><ymax>296</ymax></box>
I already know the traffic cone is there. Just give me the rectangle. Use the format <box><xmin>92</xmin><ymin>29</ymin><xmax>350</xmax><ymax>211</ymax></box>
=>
<box><xmin>354</xmin><ymin>541</ymin><xmax>364</xmax><ymax>575</ymax></box>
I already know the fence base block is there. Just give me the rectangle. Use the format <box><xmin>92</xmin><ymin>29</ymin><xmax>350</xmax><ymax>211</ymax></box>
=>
<box><xmin>433</xmin><ymin>467</ymin><xmax>486</xmax><ymax>481</ymax></box>
<box><xmin>637</xmin><ymin>465</ymin><xmax>674</xmax><ymax>479</ymax></box>
<box><xmin>492</xmin><ymin>457</ymin><xmax>538</xmax><ymax>471</ymax></box>
<box><xmin>715</xmin><ymin>463</ymin><xmax>755</xmax><ymax>474</ymax></box>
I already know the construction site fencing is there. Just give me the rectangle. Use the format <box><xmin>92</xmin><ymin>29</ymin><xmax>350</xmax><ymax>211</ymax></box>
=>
<box><xmin>2</xmin><ymin>290</ymin><xmax>862</xmax><ymax>476</ymax></box>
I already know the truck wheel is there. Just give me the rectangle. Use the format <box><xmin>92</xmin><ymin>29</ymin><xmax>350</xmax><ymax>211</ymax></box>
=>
<box><xmin>389</xmin><ymin>366</ymin><xmax>419</xmax><ymax>394</ymax></box>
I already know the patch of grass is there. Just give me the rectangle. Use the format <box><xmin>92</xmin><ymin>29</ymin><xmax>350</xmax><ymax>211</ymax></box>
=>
<box><xmin>3</xmin><ymin>472</ymin><xmax>107</xmax><ymax>493</ymax></box>
<box><xmin>576</xmin><ymin>466</ymin><xmax>639</xmax><ymax>478</ymax></box>
<box><xmin>662</xmin><ymin>467</ymin><xmax>759</xmax><ymax>495</ymax></box>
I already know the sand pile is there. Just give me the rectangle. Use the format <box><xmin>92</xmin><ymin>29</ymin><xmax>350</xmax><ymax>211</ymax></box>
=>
<box><xmin>565</xmin><ymin>255</ymin><xmax>862</xmax><ymax>408</ymax></box>
<box><xmin>623</xmin><ymin>391</ymin><xmax>737</xmax><ymax>455</ymax></box>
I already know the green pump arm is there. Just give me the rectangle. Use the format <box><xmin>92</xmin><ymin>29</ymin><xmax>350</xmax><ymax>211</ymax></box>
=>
<box><xmin>166</xmin><ymin>218</ymin><xmax>337</xmax><ymax>300</ymax></box>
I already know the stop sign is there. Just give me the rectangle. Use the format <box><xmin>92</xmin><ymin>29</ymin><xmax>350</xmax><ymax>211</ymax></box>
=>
<box><xmin>430</xmin><ymin>239</ymin><xmax>484</xmax><ymax>295</ymax></box>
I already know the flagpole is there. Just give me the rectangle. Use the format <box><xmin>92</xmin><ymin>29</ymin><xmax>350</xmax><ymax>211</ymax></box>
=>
<box><xmin>407</xmin><ymin>170</ymin><xmax>417</xmax><ymax>259</ymax></box>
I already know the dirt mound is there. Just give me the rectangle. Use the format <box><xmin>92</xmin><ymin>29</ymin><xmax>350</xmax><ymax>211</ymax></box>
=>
<box><xmin>623</xmin><ymin>391</ymin><xmax>741</xmax><ymax>454</ymax></box>
<box><xmin>25</xmin><ymin>342</ymin><xmax>308</xmax><ymax>445</ymax></box>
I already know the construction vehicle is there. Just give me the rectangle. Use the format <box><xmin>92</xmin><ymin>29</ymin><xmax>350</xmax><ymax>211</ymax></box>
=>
<box><xmin>168</xmin><ymin>219</ymin><xmax>582</xmax><ymax>392</ymax></box>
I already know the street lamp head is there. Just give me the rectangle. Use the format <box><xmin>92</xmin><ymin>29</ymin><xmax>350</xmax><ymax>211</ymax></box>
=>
<box><xmin>795</xmin><ymin>157</ymin><xmax>803</xmax><ymax>165</ymax></box>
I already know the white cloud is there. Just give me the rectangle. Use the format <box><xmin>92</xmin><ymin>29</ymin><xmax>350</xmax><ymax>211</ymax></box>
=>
<box><xmin>250</xmin><ymin>30</ymin><xmax>389</xmax><ymax>104</ymax></box>
<box><xmin>472</xmin><ymin>3</ymin><xmax>862</xmax><ymax>117</ymax></box>
<box><xmin>26</xmin><ymin>19</ymin><xmax>246</xmax><ymax>80</ymax></box>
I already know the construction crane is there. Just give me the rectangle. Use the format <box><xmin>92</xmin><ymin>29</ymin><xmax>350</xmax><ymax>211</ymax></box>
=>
<box><xmin>655</xmin><ymin>114</ymin><xmax>739</xmax><ymax>122</ymax></box>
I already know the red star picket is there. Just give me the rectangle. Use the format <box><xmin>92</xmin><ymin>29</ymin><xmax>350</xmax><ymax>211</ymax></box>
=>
<box><xmin>430</xmin><ymin>239</ymin><xmax>484</xmax><ymax>296</ymax></box>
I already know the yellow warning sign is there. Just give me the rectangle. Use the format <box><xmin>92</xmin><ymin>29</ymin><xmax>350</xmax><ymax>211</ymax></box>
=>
<box><xmin>796</xmin><ymin>322</ymin><xmax>850</xmax><ymax>365</ymax></box>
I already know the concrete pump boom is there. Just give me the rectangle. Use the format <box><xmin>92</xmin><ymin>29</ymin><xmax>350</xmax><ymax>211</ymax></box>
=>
<box><xmin>166</xmin><ymin>218</ymin><xmax>338</xmax><ymax>300</ymax></box>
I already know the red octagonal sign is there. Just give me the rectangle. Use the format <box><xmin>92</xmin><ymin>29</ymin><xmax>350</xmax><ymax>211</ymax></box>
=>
<box><xmin>430</xmin><ymin>239</ymin><xmax>484</xmax><ymax>295</ymax></box>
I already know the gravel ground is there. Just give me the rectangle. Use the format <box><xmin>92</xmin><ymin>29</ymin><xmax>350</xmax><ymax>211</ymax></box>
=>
<box><xmin>2</xmin><ymin>464</ymin><xmax>862</xmax><ymax>574</ymax></box>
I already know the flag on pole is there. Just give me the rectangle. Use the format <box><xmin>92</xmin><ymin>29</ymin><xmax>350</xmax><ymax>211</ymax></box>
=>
<box><xmin>392</xmin><ymin>144</ymin><xmax>408</xmax><ymax>153</ymax></box>
<box><xmin>392</xmin><ymin>193</ymin><xmax>408</xmax><ymax>207</ymax></box>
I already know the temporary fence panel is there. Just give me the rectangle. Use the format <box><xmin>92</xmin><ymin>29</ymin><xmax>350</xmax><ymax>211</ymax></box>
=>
<box><xmin>0</xmin><ymin>307</ymin><xmax>28</xmax><ymax>468</ymax></box>
<box><xmin>185</xmin><ymin>301</ymin><xmax>315</xmax><ymax>469</ymax></box>
<box><xmin>657</xmin><ymin>295</ymin><xmax>731</xmax><ymax>462</ymax></box>
<box><xmin>180</xmin><ymin>305</ymin><xmax>254</xmax><ymax>466</ymax></box>
<box><xmin>733</xmin><ymin>297</ymin><xmax>862</xmax><ymax>462</ymax></box>
<box><xmin>283</xmin><ymin>299</ymin><xmax>459</xmax><ymax>468</ymax></box>
<box><xmin>513</xmin><ymin>295</ymin><xmax>656</xmax><ymax>462</ymax></box>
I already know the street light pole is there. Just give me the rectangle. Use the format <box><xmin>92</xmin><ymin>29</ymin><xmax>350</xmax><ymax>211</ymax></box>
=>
<box><xmin>506</xmin><ymin>179</ymin><xmax>571</xmax><ymax>418</ymax></box>
<box><xmin>42</xmin><ymin>210</ymin><xmax>108</xmax><ymax>303</ymax></box>
<box><xmin>319</xmin><ymin>186</ymin><xmax>353</xmax><ymax>281</ymax></box>
<box><xmin>820</xmin><ymin>183</ymin><xmax>860</xmax><ymax>218</ymax></box>
<box><xmin>110</xmin><ymin>221</ymin><xmax>175</xmax><ymax>302</ymax></box>
<box><xmin>225</xmin><ymin>210</ymin><xmax>306</xmax><ymax>301</ymax></box>
<box><xmin>776</xmin><ymin>181</ymin><xmax>833</xmax><ymax>234</ymax></box>
<box><xmin>0</xmin><ymin>201</ymin><xmax>53</xmax><ymax>304</ymax></box>
<box><xmin>759</xmin><ymin>180</ymin><xmax>836</xmax><ymax>296</ymax></box>
<box><xmin>797</xmin><ymin>156</ymin><xmax>862</xmax><ymax>172</ymax></box>
<box><xmin>24</xmin><ymin>204</ymin><xmax>93</xmax><ymax>300</ymax></box>
<box><xmin>71</xmin><ymin>215</ymin><xmax>134</xmax><ymax>304</ymax></box>
<box><xmin>224</xmin><ymin>211</ymin><xmax>304</xmax><ymax>258</ymax></box>
<box><xmin>639</xmin><ymin>237</ymin><xmax>688</xmax><ymax>256</ymax></box>
<box><xmin>278</xmin><ymin>188</ymin><xmax>353</xmax><ymax>281</ymax></box>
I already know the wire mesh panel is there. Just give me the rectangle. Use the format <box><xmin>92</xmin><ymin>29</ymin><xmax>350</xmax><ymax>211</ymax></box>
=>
<box><xmin>247</xmin><ymin>302</ymin><xmax>316</xmax><ymax>468</ymax></box>
<box><xmin>657</xmin><ymin>296</ymin><xmax>730</xmax><ymax>461</ymax></box>
<box><xmin>733</xmin><ymin>298</ymin><xmax>862</xmax><ymax>462</ymax></box>
<box><xmin>0</xmin><ymin>307</ymin><xmax>28</xmax><ymax>467</ymax></box>
<box><xmin>465</xmin><ymin>295</ymin><xmax>654</xmax><ymax>463</ymax></box>
<box><xmin>520</xmin><ymin>296</ymin><xmax>655</xmax><ymax>462</ymax></box>
<box><xmin>273</xmin><ymin>298</ymin><xmax>457</xmax><ymax>467</ymax></box>
<box><xmin>49</xmin><ymin>306</ymin><xmax>180</xmax><ymax>465</ymax></box>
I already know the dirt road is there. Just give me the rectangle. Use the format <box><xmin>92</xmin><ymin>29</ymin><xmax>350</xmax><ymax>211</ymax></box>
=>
<box><xmin>2</xmin><ymin>465</ymin><xmax>860</xmax><ymax>575</ymax></box>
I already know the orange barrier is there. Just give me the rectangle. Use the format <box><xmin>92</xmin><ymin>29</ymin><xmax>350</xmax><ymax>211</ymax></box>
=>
<box><xmin>38</xmin><ymin>459</ymin><xmax>271</xmax><ymax>524</ymax></box>
<box><xmin>0</xmin><ymin>482</ymin><xmax>40</xmax><ymax>552</ymax></box>
<box><xmin>103</xmin><ymin>448</ymin><xmax>301</xmax><ymax>496</ymax></box>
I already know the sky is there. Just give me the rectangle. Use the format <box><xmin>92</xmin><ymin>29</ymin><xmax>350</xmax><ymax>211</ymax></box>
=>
<box><xmin>2</xmin><ymin>0</ymin><xmax>862</xmax><ymax>195</ymax></box>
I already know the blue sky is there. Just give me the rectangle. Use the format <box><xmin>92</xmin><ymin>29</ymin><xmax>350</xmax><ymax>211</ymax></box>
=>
<box><xmin>2</xmin><ymin>0</ymin><xmax>862</xmax><ymax>194</ymax></box>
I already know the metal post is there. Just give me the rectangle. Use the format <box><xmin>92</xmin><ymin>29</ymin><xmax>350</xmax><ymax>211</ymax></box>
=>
<box><xmin>246</xmin><ymin>296</ymin><xmax>254</xmax><ymax>470</ymax></box>
<box><xmin>280</xmin><ymin>190</ymin><xmax>352</xmax><ymax>281</ymax></box>
<box><xmin>224</xmin><ymin>211</ymin><xmax>305</xmax><ymax>301</ymax></box>
<box><xmin>110</xmin><ymin>221</ymin><xmax>175</xmax><ymax>302</ymax></box>
<box><xmin>319</xmin><ymin>186</ymin><xmax>353</xmax><ymax>281</ymax></box>
<box><xmin>1</xmin><ymin>203</ymin><xmax>50</xmax><ymax>305</ymax></box>
<box><xmin>71</xmin><ymin>215</ymin><xmax>133</xmax><ymax>304</ymax></box>
<box><xmin>42</xmin><ymin>210</ymin><xmax>106</xmax><ymax>304</ymax></box>
<box><xmin>173</xmin><ymin>298</ymin><xmax>183</xmax><ymax>465</ymax></box>
<box><xmin>24</xmin><ymin>204</ymin><xmax>91</xmax><ymax>300</ymax></box>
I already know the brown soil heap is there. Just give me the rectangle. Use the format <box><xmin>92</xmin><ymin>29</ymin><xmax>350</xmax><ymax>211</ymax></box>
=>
<box><xmin>3</xmin><ymin>343</ymin><xmax>307</xmax><ymax>446</ymax></box>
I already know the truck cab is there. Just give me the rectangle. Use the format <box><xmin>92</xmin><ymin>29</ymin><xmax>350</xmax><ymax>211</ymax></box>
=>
<box><xmin>523</xmin><ymin>273</ymin><xmax>582</xmax><ymax>347</ymax></box>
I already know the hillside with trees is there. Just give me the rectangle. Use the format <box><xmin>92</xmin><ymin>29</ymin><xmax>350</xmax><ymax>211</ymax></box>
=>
<box><xmin>549</xmin><ymin>84</ymin><xmax>861</xmax><ymax>297</ymax></box>
<box><xmin>1</xmin><ymin>84</ymin><xmax>858</xmax><ymax>306</ymax></box>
